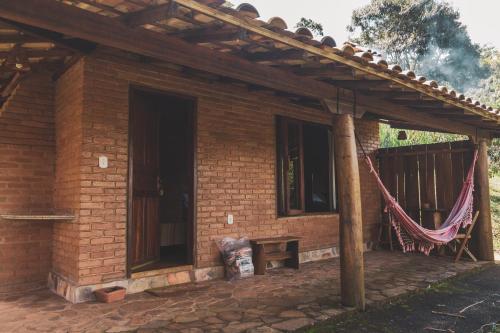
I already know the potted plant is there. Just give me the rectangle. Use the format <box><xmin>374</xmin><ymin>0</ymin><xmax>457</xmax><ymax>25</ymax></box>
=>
<box><xmin>94</xmin><ymin>286</ymin><xmax>126</xmax><ymax>303</ymax></box>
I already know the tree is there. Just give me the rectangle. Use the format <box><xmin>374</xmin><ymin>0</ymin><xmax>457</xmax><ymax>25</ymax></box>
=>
<box><xmin>469</xmin><ymin>47</ymin><xmax>500</xmax><ymax>108</ymax></box>
<box><xmin>469</xmin><ymin>47</ymin><xmax>500</xmax><ymax>175</ymax></box>
<box><xmin>295</xmin><ymin>18</ymin><xmax>324</xmax><ymax>37</ymax></box>
<box><xmin>348</xmin><ymin>0</ymin><xmax>489</xmax><ymax>92</ymax></box>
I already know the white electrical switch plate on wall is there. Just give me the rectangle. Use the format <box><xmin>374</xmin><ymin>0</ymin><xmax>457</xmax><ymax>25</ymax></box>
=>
<box><xmin>98</xmin><ymin>156</ymin><xmax>108</xmax><ymax>169</ymax></box>
<box><xmin>227</xmin><ymin>214</ymin><xmax>234</xmax><ymax>225</ymax></box>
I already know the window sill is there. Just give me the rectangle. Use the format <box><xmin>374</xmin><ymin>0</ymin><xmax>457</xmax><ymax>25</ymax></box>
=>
<box><xmin>277</xmin><ymin>212</ymin><xmax>339</xmax><ymax>221</ymax></box>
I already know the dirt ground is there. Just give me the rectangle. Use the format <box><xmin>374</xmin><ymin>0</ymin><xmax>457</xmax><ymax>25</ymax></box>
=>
<box><xmin>304</xmin><ymin>265</ymin><xmax>500</xmax><ymax>333</ymax></box>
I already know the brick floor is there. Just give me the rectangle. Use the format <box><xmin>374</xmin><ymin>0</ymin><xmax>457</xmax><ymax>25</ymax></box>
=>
<box><xmin>0</xmin><ymin>251</ymin><xmax>489</xmax><ymax>333</ymax></box>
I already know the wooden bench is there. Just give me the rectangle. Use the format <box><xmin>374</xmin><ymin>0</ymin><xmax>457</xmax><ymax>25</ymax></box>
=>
<box><xmin>250</xmin><ymin>236</ymin><xmax>300</xmax><ymax>275</ymax></box>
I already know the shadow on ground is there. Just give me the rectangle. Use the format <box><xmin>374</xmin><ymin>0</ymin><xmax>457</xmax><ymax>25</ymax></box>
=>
<box><xmin>302</xmin><ymin>265</ymin><xmax>500</xmax><ymax>333</ymax></box>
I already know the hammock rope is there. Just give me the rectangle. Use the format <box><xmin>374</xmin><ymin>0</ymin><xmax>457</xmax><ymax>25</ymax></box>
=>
<box><xmin>356</xmin><ymin>135</ymin><xmax>478</xmax><ymax>255</ymax></box>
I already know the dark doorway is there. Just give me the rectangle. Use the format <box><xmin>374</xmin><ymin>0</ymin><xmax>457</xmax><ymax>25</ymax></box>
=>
<box><xmin>129</xmin><ymin>88</ymin><xmax>195</xmax><ymax>274</ymax></box>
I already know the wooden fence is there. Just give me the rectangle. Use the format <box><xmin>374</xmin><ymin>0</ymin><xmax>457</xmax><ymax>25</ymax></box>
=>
<box><xmin>377</xmin><ymin>141</ymin><xmax>475</xmax><ymax>225</ymax></box>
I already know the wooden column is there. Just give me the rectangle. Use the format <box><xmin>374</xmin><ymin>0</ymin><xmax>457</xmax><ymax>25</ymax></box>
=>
<box><xmin>334</xmin><ymin>114</ymin><xmax>365</xmax><ymax>310</ymax></box>
<box><xmin>475</xmin><ymin>139</ymin><xmax>495</xmax><ymax>261</ymax></box>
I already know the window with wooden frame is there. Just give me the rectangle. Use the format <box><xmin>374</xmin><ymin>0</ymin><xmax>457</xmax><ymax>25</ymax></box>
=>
<box><xmin>276</xmin><ymin>117</ymin><xmax>337</xmax><ymax>217</ymax></box>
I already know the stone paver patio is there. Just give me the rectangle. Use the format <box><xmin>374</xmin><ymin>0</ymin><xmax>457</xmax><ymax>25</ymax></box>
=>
<box><xmin>0</xmin><ymin>251</ymin><xmax>489</xmax><ymax>333</ymax></box>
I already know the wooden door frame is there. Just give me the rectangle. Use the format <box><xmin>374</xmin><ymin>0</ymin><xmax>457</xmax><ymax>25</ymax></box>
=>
<box><xmin>127</xmin><ymin>85</ymin><xmax>198</xmax><ymax>278</ymax></box>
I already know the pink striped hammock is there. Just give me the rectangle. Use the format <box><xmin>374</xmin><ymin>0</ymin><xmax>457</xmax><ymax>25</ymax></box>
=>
<box><xmin>365</xmin><ymin>150</ymin><xmax>478</xmax><ymax>255</ymax></box>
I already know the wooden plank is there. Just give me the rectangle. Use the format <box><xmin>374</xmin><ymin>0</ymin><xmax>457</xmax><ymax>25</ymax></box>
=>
<box><xmin>417</xmin><ymin>153</ymin><xmax>428</xmax><ymax>211</ymax></box>
<box><xmin>405</xmin><ymin>154</ymin><xmax>420</xmax><ymax>221</ymax></box>
<box><xmin>451</xmin><ymin>149</ymin><xmax>465</xmax><ymax>203</ymax></box>
<box><xmin>425</xmin><ymin>151</ymin><xmax>437</xmax><ymax>210</ymax></box>
<box><xmin>396</xmin><ymin>153</ymin><xmax>406</xmax><ymax>209</ymax></box>
<box><xmin>434</xmin><ymin>143</ymin><xmax>453</xmax><ymax>211</ymax></box>
<box><xmin>173</xmin><ymin>0</ymin><xmax>499</xmax><ymax>123</ymax></box>
<box><xmin>0</xmin><ymin>0</ymin><xmax>339</xmax><ymax>100</ymax></box>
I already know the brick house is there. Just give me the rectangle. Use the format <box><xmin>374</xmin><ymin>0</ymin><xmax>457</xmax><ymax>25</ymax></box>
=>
<box><xmin>0</xmin><ymin>0</ymin><xmax>497</xmax><ymax>307</ymax></box>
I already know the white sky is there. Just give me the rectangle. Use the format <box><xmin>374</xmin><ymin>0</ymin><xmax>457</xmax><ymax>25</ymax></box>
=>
<box><xmin>231</xmin><ymin>0</ymin><xmax>500</xmax><ymax>49</ymax></box>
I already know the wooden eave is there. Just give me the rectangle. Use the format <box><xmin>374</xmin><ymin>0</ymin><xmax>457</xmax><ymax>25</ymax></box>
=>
<box><xmin>0</xmin><ymin>19</ymin><xmax>87</xmax><ymax>108</ymax></box>
<box><xmin>0</xmin><ymin>0</ymin><xmax>498</xmax><ymax>138</ymax></box>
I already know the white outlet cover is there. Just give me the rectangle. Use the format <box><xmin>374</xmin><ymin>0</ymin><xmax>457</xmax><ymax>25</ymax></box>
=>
<box><xmin>98</xmin><ymin>156</ymin><xmax>108</xmax><ymax>169</ymax></box>
<box><xmin>227</xmin><ymin>214</ymin><xmax>234</xmax><ymax>225</ymax></box>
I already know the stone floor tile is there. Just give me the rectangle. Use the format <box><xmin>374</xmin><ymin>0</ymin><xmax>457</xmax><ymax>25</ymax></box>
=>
<box><xmin>0</xmin><ymin>251</ymin><xmax>489</xmax><ymax>333</ymax></box>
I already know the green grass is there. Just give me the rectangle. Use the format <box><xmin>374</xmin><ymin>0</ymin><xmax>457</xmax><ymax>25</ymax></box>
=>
<box><xmin>490</xmin><ymin>176</ymin><xmax>500</xmax><ymax>254</ymax></box>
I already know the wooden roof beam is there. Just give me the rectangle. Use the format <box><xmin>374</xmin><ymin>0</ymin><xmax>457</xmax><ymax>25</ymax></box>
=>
<box><xmin>0</xmin><ymin>0</ymin><xmax>338</xmax><ymax>100</ymax></box>
<box><xmin>357</xmin><ymin>94</ymin><xmax>478</xmax><ymax>137</ymax></box>
<box><xmin>0</xmin><ymin>19</ymin><xmax>94</xmax><ymax>54</ymax></box>
<box><xmin>124</xmin><ymin>3</ymin><xmax>173</xmax><ymax>27</ymax></box>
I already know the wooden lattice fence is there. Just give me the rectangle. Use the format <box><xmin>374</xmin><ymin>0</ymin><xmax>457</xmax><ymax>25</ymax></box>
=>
<box><xmin>377</xmin><ymin>140</ymin><xmax>476</xmax><ymax>225</ymax></box>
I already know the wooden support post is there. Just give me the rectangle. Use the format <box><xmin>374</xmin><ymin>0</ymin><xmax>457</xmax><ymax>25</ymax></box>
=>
<box><xmin>334</xmin><ymin>114</ymin><xmax>366</xmax><ymax>310</ymax></box>
<box><xmin>475</xmin><ymin>139</ymin><xmax>495</xmax><ymax>261</ymax></box>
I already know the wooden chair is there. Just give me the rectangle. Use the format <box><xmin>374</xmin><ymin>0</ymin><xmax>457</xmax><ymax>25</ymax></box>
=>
<box><xmin>447</xmin><ymin>211</ymin><xmax>480</xmax><ymax>263</ymax></box>
<box><xmin>376</xmin><ymin>213</ymin><xmax>394</xmax><ymax>251</ymax></box>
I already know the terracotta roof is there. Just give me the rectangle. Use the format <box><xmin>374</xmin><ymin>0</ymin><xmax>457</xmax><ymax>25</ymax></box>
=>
<box><xmin>0</xmin><ymin>0</ymin><xmax>498</xmax><ymax>132</ymax></box>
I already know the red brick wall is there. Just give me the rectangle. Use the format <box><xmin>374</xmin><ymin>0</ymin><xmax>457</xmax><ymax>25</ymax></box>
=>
<box><xmin>78</xmin><ymin>57</ymin><xmax>129</xmax><ymax>285</ymax></box>
<box><xmin>71</xmin><ymin>50</ymin><xmax>380</xmax><ymax>283</ymax></box>
<box><xmin>53</xmin><ymin>61</ymin><xmax>84</xmax><ymax>283</ymax></box>
<box><xmin>0</xmin><ymin>72</ymin><xmax>55</xmax><ymax>292</ymax></box>
<box><xmin>356</xmin><ymin>119</ymin><xmax>382</xmax><ymax>242</ymax></box>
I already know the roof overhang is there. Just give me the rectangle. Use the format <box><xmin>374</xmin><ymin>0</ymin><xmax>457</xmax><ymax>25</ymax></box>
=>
<box><xmin>0</xmin><ymin>0</ymin><xmax>498</xmax><ymax>138</ymax></box>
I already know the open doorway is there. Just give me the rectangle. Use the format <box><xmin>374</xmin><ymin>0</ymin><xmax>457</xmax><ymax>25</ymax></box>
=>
<box><xmin>128</xmin><ymin>87</ymin><xmax>195</xmax><ymax>274</ymax></box>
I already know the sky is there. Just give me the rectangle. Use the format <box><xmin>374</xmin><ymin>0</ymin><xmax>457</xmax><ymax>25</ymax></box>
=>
<box><xmin>231</xmin><ymin>0</ymin><xmax>500</xmax><ymax>49</ymax></box>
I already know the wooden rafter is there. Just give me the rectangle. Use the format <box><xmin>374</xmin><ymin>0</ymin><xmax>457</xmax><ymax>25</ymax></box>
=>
<box><xmin>329</xmin><ymin>80</ymin><xmax>392</xmax><ymax>89</ymax></box>
<box><xmin>293</xmin><ymin>67</ymin><xmax>356</xmax><ymax>80</ymax></box>
<box><xmin>172</xmin><ymin>0</ymin><xmax>498</xmax><ymax>124</ymax></box>
<box><xmin>0</xmin><ymin>19</ymin><xmax>95</xmax><ymax>54</ymax></box>
<box><xmin>0</xmin><ymin>71</ymin><xmax>23</xmax><ymax>108</ymax></box>
<box><xmin>0</xmin><ymin>0</ymin><xmax>340</xmax><ymax>100</ymax></box>
<box><xmin>180</xmin><ymin>27</ymin><xmax>248</xmax><ymax>44</ymax></box>
<box><xmin>0</xmin><ymin>48</ymin><xmax>73</xmax><ymax>58</ymax></box>
<box><xmin>122</xmin><ymin>1</ymin><xmax>202</xmax><ymax>29</ymax></box>
<box><xmin>245</xmin><ymin>49</ymin><xmax>308</xmax><ymax>62</ymax></box>
<box><xmin>123</xmin><ymin>3</ymin><xmax>174</xmax><ymax>27</ymax></box>
<box><xmin>0</xmin><ymin>0</ymin><xmax>494</xmax><ymax>137</ymax></box>
<box><xmin>0</xmin><ymin>34</ymin><xmax>42</xmax><ymax>44</ymax></box>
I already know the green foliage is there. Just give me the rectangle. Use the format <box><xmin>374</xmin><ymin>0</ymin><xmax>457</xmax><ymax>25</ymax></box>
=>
<box><xmin>379</xmin><ymin>124</ymin><xmax>466</xmax><ymax>148</ymax></box>
<box><xmin>295</xmin><ymin>18</ymin><xmax>324</xmax><ymax>37</ymax></box>
<box><xmin>348</xmin><ymin>0</ymin><xmax>490</xmax><ymax>91</ymax></box>
<box><xmin>468</xmin><ymin>48</ymin><xmax>500</xmax><ymax>175</ymax></box>
<box><xmin>468</xmin><ymin>47</ymin><xmax>500</xmax><ymax>109</ymax></box>
<box><xmin>490</xmin><ymin>177</ymin><xmax>500</xmax><ymax>252</ymax></box>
